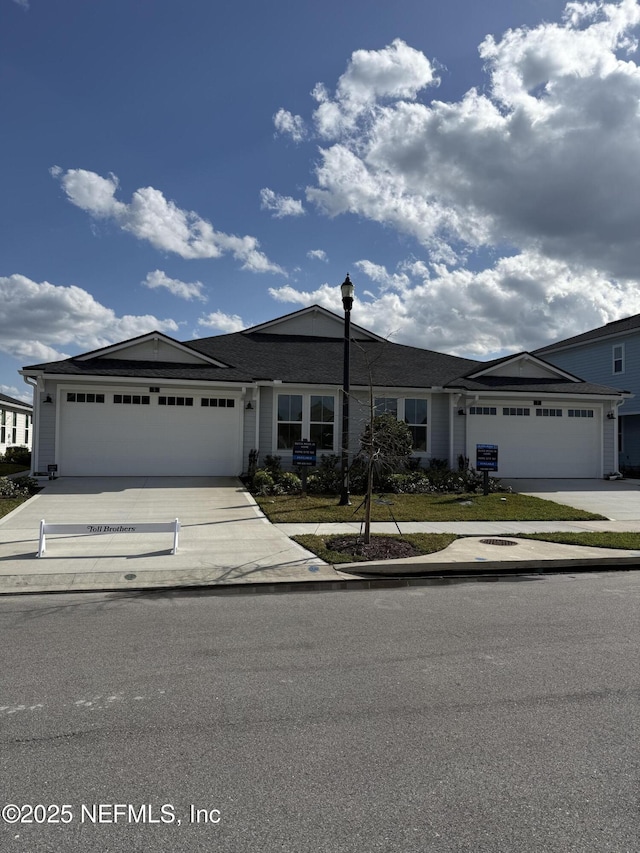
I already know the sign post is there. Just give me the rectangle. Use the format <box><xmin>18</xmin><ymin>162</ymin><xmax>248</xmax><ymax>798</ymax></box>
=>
<box><xmin>476</xmin><ymin>444</ymin><xmax>498</xmax><ymax>496</ymax></box>
<box><xmin>292</xmin><ymin>440</ymin><xmax>317</xmax><ymax>496</ymax></box>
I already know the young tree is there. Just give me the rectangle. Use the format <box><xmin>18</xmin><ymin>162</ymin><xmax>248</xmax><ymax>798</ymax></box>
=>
<box><xmin>357</xmin><ymin>412</ymin><xmax>413</xmax><ymax>544</ymax></box>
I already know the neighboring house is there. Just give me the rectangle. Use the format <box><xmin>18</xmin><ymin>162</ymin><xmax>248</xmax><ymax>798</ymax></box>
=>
<box><xmin>535</xmin><ymin>314</ymin><xmax>640</xmax><ymax>469</ymax></box>
<box><xmin>20</xmin><ymin>305</ymin><xmax>627</xmax><ymax>480</ymax></box>
<box><xmin>0</xmin><ymin>392</ymin><xmax>33</xmax><ymax>456</ymax></box>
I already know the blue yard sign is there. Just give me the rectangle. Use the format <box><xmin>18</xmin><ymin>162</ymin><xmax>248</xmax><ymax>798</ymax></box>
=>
<box><xmin>476</xmin><ymin>444</ymin><xmax>498</xmax><ymax>471</ymax></box>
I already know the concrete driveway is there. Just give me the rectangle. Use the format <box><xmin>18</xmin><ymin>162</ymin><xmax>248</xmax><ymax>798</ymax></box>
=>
<box><xmin>502</xmin><ymin>478</ymin><xmax>640</xmax><ymax>520</ymax></box>
<box><xmin>0</xmin><ymin>476</ymin><xmax>333</xmax><ymax>592</ymax></box>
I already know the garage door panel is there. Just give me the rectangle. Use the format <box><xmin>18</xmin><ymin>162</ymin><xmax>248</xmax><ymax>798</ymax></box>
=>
<box><xmin>466</xmin><ymin>405</ymin><xmax>601</xmax><ymax>478</ymax></box>
<box><xmin>59</xmin><ymin>390</ymin><xmax>241</xmax><ymax>476</ymax></box>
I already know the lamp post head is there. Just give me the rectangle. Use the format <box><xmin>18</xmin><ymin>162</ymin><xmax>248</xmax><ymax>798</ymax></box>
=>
<box><xmin>340</xmin><ymin>274</ymin><xmax>354</xmax><ymax>312</ymax></box>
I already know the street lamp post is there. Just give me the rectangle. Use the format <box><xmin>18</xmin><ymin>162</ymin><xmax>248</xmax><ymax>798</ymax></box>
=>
<box><xmin>338</xmin><ymin>274</ymin><xmax>354</xmax><ymax>506</ymax></box>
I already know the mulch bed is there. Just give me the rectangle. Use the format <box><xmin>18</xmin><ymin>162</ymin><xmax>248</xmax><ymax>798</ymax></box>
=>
<box><xmin>326</xmin><ymin>535</ymin><xmax>421</xmax><ymax>561</ymax></box>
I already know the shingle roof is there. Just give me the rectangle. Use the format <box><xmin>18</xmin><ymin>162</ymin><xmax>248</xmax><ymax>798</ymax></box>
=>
<box><xmin>21</xmin><ymin>329</ymin><xmax>627</xmax><ymax>397</ymax></box>
<box><xmin>535</xmin><ymin>313</ymin><xmax>640</xmax><ymax>354</ymax></box>
<box><xmin>0</xmin><ymin>392</ymin><xmax>31</xmax><ymax>408</ymax></box>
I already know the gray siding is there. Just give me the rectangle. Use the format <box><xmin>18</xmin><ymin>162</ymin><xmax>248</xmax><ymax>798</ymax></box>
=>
<box><xmin>429</xmin><ymin>394</ymin><xmax>449</xmax><ymax>462</ymax></box>
<box><xmin>452</xmin><ymin>405</ymin><xmax>467</xmax><ymax>467</ymax></box>
<box><xmin>37</xmin><ymin>386</ymin><xmax>57</xmax><ymax>471</ymax></box>
<box><xmin>241</xmin><ymin>403</ymin><xmax>257</xmax><ymax>474</ymax></box>
<box><xmin>257</xmin><ymin>386</ymin><xmax>274</xmax><ymax>467</ymax></box>
<box><xmin>543</xmin><ymin>335</ymin><xmax>640</xmax><ymax>414</ymax></box>
<box><xmin>603</xmin><ymin>414</ymin><xmax>617</xmax><ymax>474</ymax></box>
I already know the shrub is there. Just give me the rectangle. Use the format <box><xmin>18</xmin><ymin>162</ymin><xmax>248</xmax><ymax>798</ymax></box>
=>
<box><xmin>276</xmin><ymin>471</ymin><xmax>302</xmax><ymax>494</ymax></box>
<box><xmin>302</xmin><ymin>454</ymin><xmax>341</xmax><ymax>494</ymax></box>
<box><xmin>384</xmin><ymin>468</ymin><xmax>511</xmax><ymax>495</ymax></box>
<box><xmin>263</xmin><ymin>455</ymin><xmax>283</xmax><ymax>478</ymax></box>
<box><xmin>3</xmin><ymin>446</ymin><xmax>31</xmax><ymax>467</ymax></box>
<box><xmin>252</xmin><ymin>470</ymin><xmax>275</xmax><ymax>494</ymax></box>
<box><xmin>0</xmin><ymin>476</ymin><xmax>36</xmax><ymax>498</ymax></box>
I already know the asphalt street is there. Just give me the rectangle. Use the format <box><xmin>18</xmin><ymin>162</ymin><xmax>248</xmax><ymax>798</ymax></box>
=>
<box><xmin>1</xmin><ymin>572</ymin><xmax>639</xmax><ymax>852</ymax></box>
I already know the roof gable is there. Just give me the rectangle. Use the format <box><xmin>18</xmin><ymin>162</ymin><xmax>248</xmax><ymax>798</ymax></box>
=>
<box><xmin>76</xmin><ymin>331</ymin><xmax>230</xmax><ymax>367</ymax></box>
<box><xmin>464</xmin><ymin>353</ymin><xmax>581</xmax><ymax>382</ymax></box>
<box><xmin>244</xmin><ymin>305</ymin><xmax>384</xmax><ymax>341</ymax></box>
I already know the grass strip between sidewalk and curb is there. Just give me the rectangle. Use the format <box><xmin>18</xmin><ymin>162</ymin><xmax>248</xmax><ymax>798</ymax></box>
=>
<box><xmin>256</xmin><ymin>492</ymin><xmax>605</xmax><ymax>523</ymax></box>
<box><xmin>516</xmin><ymin>532</ymin><xmax>640</xmax><ymax>550</ymax></box>
<box><xmin>293</xmin><ymin>533</ymin><xmax>459</xmax><ymax>564</ymax></box>
<box><xmin>293</xmin><ymin>532</ymin><xmax>640</xmax><ymax>564</ymax></box>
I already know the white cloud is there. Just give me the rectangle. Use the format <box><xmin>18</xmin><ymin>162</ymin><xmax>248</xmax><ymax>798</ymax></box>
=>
<box><xmin>270</xmin><ymin>251</ymin><xmax>640</xmax><ymax>358</ymax></box>
<box><xmin>11</xmin><ymin>0</ymin><xmax>29</xmax><ymax>9</ymax></box>
<box><xmin>307</xmin><ymin>14</ymin><xmax>640</xmax><ymax>278</ymax></box>
<box><xmin>198</xmin><ymin>311</ymin><xmax>246</xmax><ymax>333</ymax></box>
<box><xmin>142</xmin><ymin>269</ymin><xmax>206</xmax><ymax>302</ymax></box>
<box><xmin>298</xmin><ymin>2</ymin><xmax>640</xmax><ymax>327</ymax></box>
<box><xmin>273</xmin><ymin>108</ymin><xmax>307</xmax><ymax>142</ymax></box>
<box><xmin>0</xmin><ymin>274</ymin><xmax>179</xmax><ymax>364</ymax></box>
<box><xmin>312</xmin><ymin>39</ymin><xmax>438</xmax><ymax>138</ymax></box>
<box><xmin>259</xmin><ymin>188</ymin><xmax>305</xmax><ymax>218</ymax></box>
<box><xmin>53</xmin><ymin>168</ymin><xmax>284</xmax><ymax>274</ymax></box>
<box><xmin>307</xmin><ymin>249</ymin><xmax>328</xmax><ymax>262</ymax></box>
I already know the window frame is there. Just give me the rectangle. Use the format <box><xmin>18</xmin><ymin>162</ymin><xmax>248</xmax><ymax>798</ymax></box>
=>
<box><xmin>370</xmin><ymin>396</ymin><xmax>432</xmax><ymax>455</ymax></box>
<box><xmin>274</xmin><ymin>392</ymin><xmax>338</xmax><ymax>454</ymax></box>
<box><xmin>613</xmin><ymin>343</ymin><xmax>625</xmax><ymax>375</ymax></box>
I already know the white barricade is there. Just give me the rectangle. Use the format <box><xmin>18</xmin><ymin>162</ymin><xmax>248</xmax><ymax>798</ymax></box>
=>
<box><xmin>37</xmin><ymin>519</ymin><xmax>180</xmax><ymax>557</ymax></box>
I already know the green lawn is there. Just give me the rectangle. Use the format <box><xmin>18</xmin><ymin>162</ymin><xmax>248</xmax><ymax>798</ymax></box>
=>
<box><xmin>294</xmin><ymin>533</ymin><xmax>459</xmax><ymax>564</ymax></box>
<box><xmin>294</xmin><ymin>530</ymin><xmax>640</xmax><ymax>564</ymax></box>
<box><xmin>0</xmin><ymin>463</ymin><xmax>29</xmax><ymax>476</ymax></box>
<box><xmin>0</xmin><ymin>497</ymin><xmax>28</xmax><ymax>520</ymax></box>
<box><xmin>517</xmin><ymin>532</ymin><xmax>640</xmax><ymax>550</ymax></box>
<box><xmin>255</xmin><ymin>492</ymin><xmax>605</xmax><ymax>523</ymax></box>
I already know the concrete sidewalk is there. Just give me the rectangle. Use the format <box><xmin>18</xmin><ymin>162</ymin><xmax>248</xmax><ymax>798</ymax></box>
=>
<box><xmin>1</xmin><ymin>476</ymin><xmax>640</xmax><ymax>595</ymax></box>
<box><xmin>0</xmin><ymin>477</ymin><xmax>335</xmax><ymax>594</ymax></box>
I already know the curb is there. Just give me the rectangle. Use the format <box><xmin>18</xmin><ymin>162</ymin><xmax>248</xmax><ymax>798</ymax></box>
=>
<box><xmin>336</xmin><ymin>554</ymin><xmax>640</xmax><ymax>575</ymax></box>
<box><xmin>1</xmin><ymin>558</ymin><xmax>638</xmax><ymax>597</ymax></box>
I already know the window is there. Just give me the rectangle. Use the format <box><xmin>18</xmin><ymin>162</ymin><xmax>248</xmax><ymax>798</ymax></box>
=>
<box><xmin>114</xmin><ymin>395</ymin><xmax>149</xmax><ymax>404</ymax></box>
<box><xmin>277</xmin><ymin>394</ymin><xmax>303</xmax><ymax>449</ymax></box>
<box><xmin>568</xmin><ymin>409</ymin><xmax>594</xmax><ymax>418</ymax></box>
<box><xmin>201</xmin><ymin>398</ymin><xmax>235</xmax><ymax>408</ymax></box>
<box><xmin>149</xmin><ymin>386</ymin><xmax>160</xmax><ymax>393</ymax></box>
<box><xmin>613</xmin><ymin>344</ymin><xmax>624</xmax><ymax>374</ymax></box>
<box><xmin>404</xmin><ymin>399</ymin><xmax>428</xmax><ymax>451</ymax></box>
<box><xmin>24</xmin><ymin>414</ymin><xmax>30</xmax><ymax>445</ymax></box>
<box><xmin>67</xmin><ymin>393</ymin><xmax>105</xmax><ymax>403</ymax></box>
<box><xmin>310</xmin><ymin>395</ymin><xmax>334</xmax><ymax>450</ymax></box>
<box><xmin>375</xmin><ymin>398</ymin><xmax>398</xmax><ymax>417</ymax></box>
<box><xmin>469</xmin><ymin>406</ymin><xmax>497</xmax><ymax>415</ymax></box>
<box><xmin>158</xmin><ymin>396</ymin><xmax>193</xmax><ymax>406</ymax></box>
<box><xmin>536</xmin><ymin>408</ymin><xmax>562</xmax><ymax>417</ymax></box>
<box><xmin>502</xmin><ymin>407</ymin><xmax>530</xmax><ymax>416</ymax></box>
<box><xmin>0</xmin><ymin>427</ymin><xmax>4</xmax><ymax>444</ymax></box>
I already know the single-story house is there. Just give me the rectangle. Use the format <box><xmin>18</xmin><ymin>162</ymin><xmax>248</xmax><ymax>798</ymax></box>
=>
<box><xmin>20</xmin><ymin>305</ymin><xmax>629</xmax><ymax>479</ymax></box>
<box><xmin>0</xmin><ymin>392</ymin><xmax>32</xmax><ymax>456</ymax></box>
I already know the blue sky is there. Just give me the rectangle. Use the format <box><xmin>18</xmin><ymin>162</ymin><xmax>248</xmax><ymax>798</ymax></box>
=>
<box><xmin>3</xmin><ymin>0</ymin><xmax>640</xmax><ymax>402</ymax></box>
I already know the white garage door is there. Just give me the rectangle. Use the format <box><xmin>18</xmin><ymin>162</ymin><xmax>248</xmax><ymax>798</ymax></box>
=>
<box><xmin>58</xmin><ymin>388</ymin><xmax>242</xmax><ymax>476</ymax></box>
<box><xmin>466</xmin><ymin>403</ymin><xmax>602</xmax><ymax>478</ymax></box>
